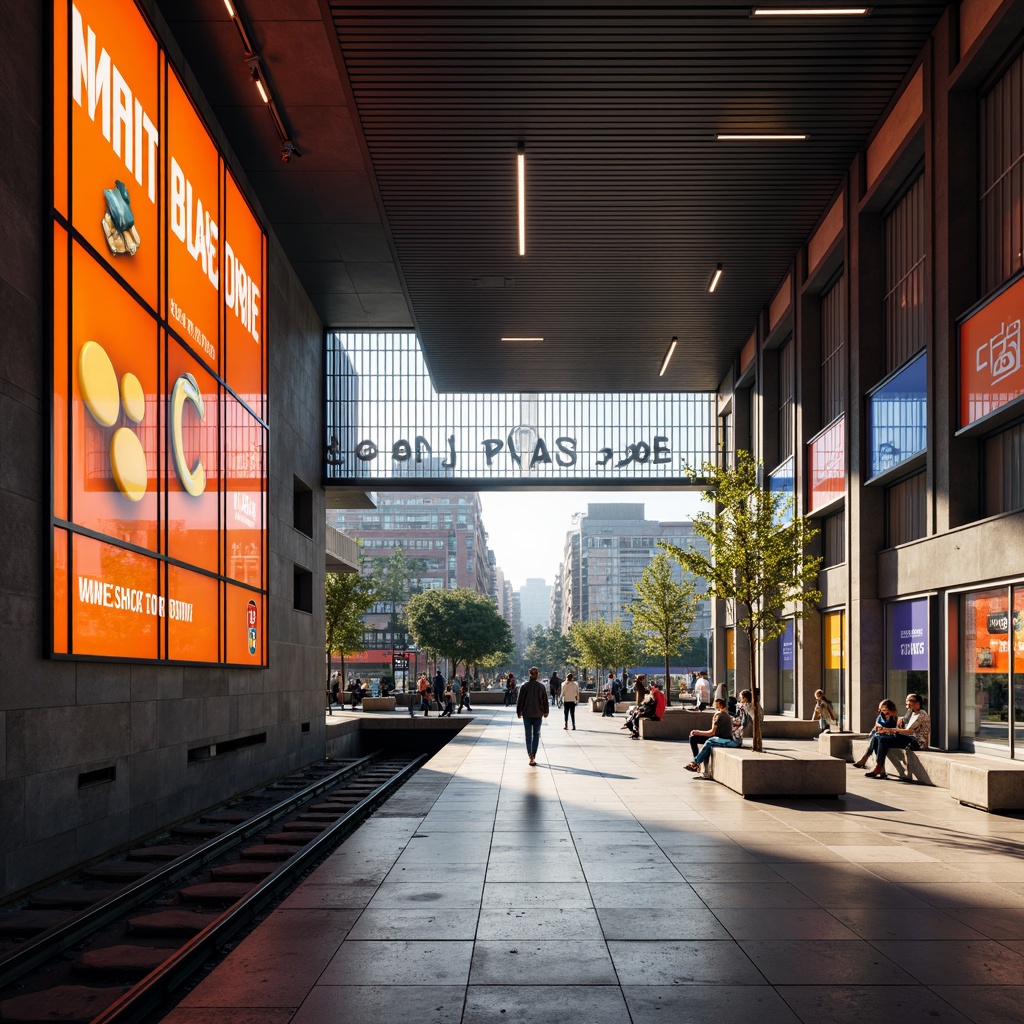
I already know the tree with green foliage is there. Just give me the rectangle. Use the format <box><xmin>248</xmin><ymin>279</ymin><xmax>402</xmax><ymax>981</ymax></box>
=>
<box><xmin>369</xmin><ymin>548</ymin><xmax>427</xmax><ymax>686</ymax></box>
<box><xmin>325</xmin><ymin>565</ymin><xmax>376</xmax><ymax>711</ymax></box>
<box><xmin>627</xmin><ymin>552</ymin><xmax>696</xmax><ymax>706</ymax></box>
<box><xmin>568</xmin><ymin>617</ymin><xmax>638</xmax><ymax>684</ymax></box>
<box><xmin>665</xmin><ymin>450</ymin><xmax>822</xmax><ymax>751</ymax></box>
<box><xmin>524</xmin><ymin>625</ymin><xmax>574</xmax><ymax>675</ymax></box>
<box><xmin>405</xmin><ymin>588</ymin><xmax>514</xmax><ymax>679</ymax></box>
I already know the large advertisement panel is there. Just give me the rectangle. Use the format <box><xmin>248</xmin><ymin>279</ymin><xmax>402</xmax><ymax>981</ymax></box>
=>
<box><xmin>52</xmin><ymin>0</ymin><xmax>268</xmax><ymax>666</ymax></box>
<box><xmin>807</xmin><ymin>416</ymin><xmax>845</xmax><ymax>513</ymax></box>
<box><xmin>960</xmin><ymin>273</ymin><xmax>1024</xmax><ymax>428</ymax></box>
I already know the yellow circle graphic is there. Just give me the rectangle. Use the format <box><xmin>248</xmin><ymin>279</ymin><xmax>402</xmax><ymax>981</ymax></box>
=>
<box><xmin>110</xmin><ymin>427</ymin><xmax>148</xmax><ymax>502</ymax></box>
<box><xmin>79</xmin><ymin>340</ymin><xmax>120</xmax><ymax>427</ymax></box>
<box><xmin>120</xmin><ymin>373</ymin><xmax>145</xmax><ymax>423</ymax></box>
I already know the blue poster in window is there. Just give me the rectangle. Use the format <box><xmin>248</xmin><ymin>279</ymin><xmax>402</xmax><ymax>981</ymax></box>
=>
<box><xmin>889</xmin><ymin>599</ymin><xmax>928</xmax><ymax>672</ymax></box>
<box><xmin>868</xmin><ymin>352</ymin><xmax>927</xmax><ymax>479</ymax></box>
<box><xmin>779</xmin><ymin>619</ymin><xmax>795</xmax><ymax>671</ymax></box>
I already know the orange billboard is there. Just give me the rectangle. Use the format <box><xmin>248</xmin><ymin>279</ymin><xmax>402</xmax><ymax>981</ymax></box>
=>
<box><xmin>960</xmin><ymin>273</ymin><xmax>1024</xmax><ymax>427</ymax></box>
<box><xmin>52</xmin><ymin>0</ymin><xmax>268</xmax><ymax>666</ymax></box>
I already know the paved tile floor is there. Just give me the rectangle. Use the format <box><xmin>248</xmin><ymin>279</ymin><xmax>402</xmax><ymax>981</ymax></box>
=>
<box><xmin>165</xmin><ymin>707</ymin><xmax>1024</xmax><ymax>1024</ymax></box>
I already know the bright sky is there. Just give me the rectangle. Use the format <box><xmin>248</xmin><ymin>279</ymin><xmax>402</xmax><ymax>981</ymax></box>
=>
<box><xmin>479</xmin><ymin>490</ymin><xmax>707</xmax><ymax>591</ymax></box>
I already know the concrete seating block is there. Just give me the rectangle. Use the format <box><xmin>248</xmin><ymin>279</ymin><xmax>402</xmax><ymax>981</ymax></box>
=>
<box><xmin>949</xmin><ymin>760</ymin><xmax>1024</xmax><ymax>811</ymax></box>
<box><xmin>818</xmin><ymin>732</ymin><xmax>870</xmax><ymax>759</ymax></box>
<box><xmin>709</xmin><ymin>747</ymin><xmax>846</xmax><ymax>798</ymax></box>
<box><xmin>639</xmin><ymin>709</ymin><xmax>714</xmax><ymax>739</ymax></box>
<box><xmin>761</xmin><ymin>718</ymin><xmax>821</xmax><ymax>739</ymax></box>
<box><xmin>361</xmin><ymin>697</ymin><xmax>396</xmax><ymax>712</ymax></box>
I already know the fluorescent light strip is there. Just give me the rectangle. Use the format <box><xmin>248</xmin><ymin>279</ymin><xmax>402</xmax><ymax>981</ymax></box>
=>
<box><xmin>716</xmin><ymin>133</ymin><xmax>807</xmax><ymax>140</ymax></box>
<box><xmin>659</xmin><ymin>337</ymin><xmax>678</xmax><ymax>377</ymax></box>
<box><xmin>753</xmin><ymin>7</ymin><xmax>869</xmax><ymax>15</ymax></box>
<box><xmin>517</xmin><ymin>146</ymin><xmax>526</xmax><ymax>256</ymax></box>
<box><xmin>255</xmin><ymin>78</ymin><xmax>269</xmax><ymax>103</ymax></box>
<box><xmin>223</xmin><ymin>0</ymin><xmax>236</xmax><ymax>16</ymax></box>
<box><xmin>501</xmin><ymin>336</ymin><xmax>544</xmax><ymax>342</ymax></box>
<box><xmin>709</xmin><ymin>264</ymin><xmax>723</xmax><ymax>293</ymax></box>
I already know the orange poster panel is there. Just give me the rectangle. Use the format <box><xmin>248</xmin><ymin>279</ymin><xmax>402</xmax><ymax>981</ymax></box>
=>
<box><xmin>166</xmin><ymin>564</ymin><xmax>219</xmax><ymax>662</ymax></box>
<box><xmin>224</xmin><ymin>396</ymin><xmax>265</xmax><ymax>587</ymax></box>
<box><xmin>71</xmin><ymin>240</ymin><xmax>159</xmax><ymax>551</ymax></box>
<box><xmin>824</xmin><ymin>611</ymin><xmax>845</xmax><ymax>671</ymax></box>
<box><xmin>54</xmin><ymin>0</ymin><xmax>69</xmax><ymax>217</ymax></box>
<box><xmin>166</xmin><ymin>67</ymin><xmax>221</xmax><ymax>374</ymax></box>
<box><xmin>166</xmin><ymin>339</ymin><xmax>220</xmax><ymax>573</ymax></box>
<box><xmin>54</xmin><ymin>224</ymin><xmax>70</xmax><ymax>521</ymax></box>
<box><xmin>54</xmin><ymin>527</ymin><xmax>69</xmax><ymax>654</ymax></box>
<box><xmin>960</xmin><ymin>274</ymin><xmax>1024</xmax><ymax>427</ymax></box>
<box><xmin>71</xmin><ymin>533</ymin><xmax>159</xmax><ymax>659</ymax></box>
<box><xmin>972</xmin><ymin>596</ymin><xmax>1011</xmax><ymax>673</ymax></box>
<box><xmin>224</xmin><ymin>172</ymin><xmax>265</xmax><ymax>416</ymax></box>
<box><xmin>226</xmin><ymin>584</ymin><xmax>264</xmax><ymax>665</ymax></box>
<box><xmin>67</xmin><ymin>0</ymin><xmax>161</xmax><ymax>310</ymax></box>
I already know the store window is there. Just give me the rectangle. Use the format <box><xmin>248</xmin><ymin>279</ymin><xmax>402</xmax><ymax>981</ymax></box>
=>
<box><xmin>962</xmin><ymin>586</ymin><xmax>1024</xmax><ymax>755</ymax></box>
<box><xmin>778</xmin><ymin>339</ymin><xmax>795</xmax><ymax>463</ymax></box>
<box><xmin>984</xmin><ymin>420</ymin><xmax>1024</xmax><ymax>516</ymax></box>
<box><xmin>886</xmin><ymin>471</ymin><xmax>927</xmax><ymax>546</ymax></box>
<box><xmin>868</xmin><ymin>352</ymin><xmax>927</xmax><ymax>479</ymax></box>
<box><xmin>823</xmin><ymin>510</ymin><xmax>845</xmax><ymax>568</ymax></box>
<box><xmin>886</xmin><ymin>598</ymin><xmax>929</xmax><ymax>707</ymax></box>
<box><xmin>779</xmin><ymin>618</ymin><xmax>796</xmax><ymax>714</ymax></box>
<box><xmin>823</xmin><ymin>610</ymin><xmax>846</xmax><ymax>730</ymax></box>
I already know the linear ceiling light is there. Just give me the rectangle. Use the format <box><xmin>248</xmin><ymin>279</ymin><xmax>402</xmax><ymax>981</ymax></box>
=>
<box><xmin>752</xmin><ymin>7</ymin><xmax>869</xmax><ymax>14</ymax></box>
<box><xmin>223</xmin><ymin>0</ymin><xmax>236</xmax><ymax>15</ymax></box>
<box><xmin>501</xmin><ymin>336</ymin><xmax>544</xmax><ymax>342</ymax></box>
<box><xmin>659</xmin><ymin>336</ymin><xmax>679</xmax><ymax>377</ymax></box>
<box><xmin>716</xmin><ymin>133</ymin><xmax>808</xmax><ymax>141</ymax></box>
<box><xmin>517</xmin><ymin>143</ymin><xmax>526</xmax><ymax>256</ymax></box>
<box><xmin>708</xmin><ymin>264</ymin><xmax>723</xmax><ymax>293</ymax></box>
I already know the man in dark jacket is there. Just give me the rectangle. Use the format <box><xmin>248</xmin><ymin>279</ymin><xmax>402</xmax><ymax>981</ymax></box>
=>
<box><xmin>432</xmin><ymin>669</ymin><xmax>446</xmax><ymax>708</ymax></box>
<box><xmin>516</xmin><ymin>667</ymin><xmax>549</xmax><ymax>766</ymax></box>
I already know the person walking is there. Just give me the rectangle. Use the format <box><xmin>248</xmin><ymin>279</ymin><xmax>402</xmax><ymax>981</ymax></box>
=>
<box><xmin>503</xmin><ymin>673</ymin><xmax>516</xmax><ymax>707</ymax></box>
<box><xmin>516</xmin><ymin>666</ymin><xmax>549</xmax><ymax>766</ymax></box>
<box><xmin>432</xmin><ymin>669</ymin><xmax>446</xmax><ymax>709</ymax></box>
<box><xmin>458</xmin><ymin>678</ymin><xmax>473</xmax><ymax>713</ymax></box>
<box><xmin>562</xmin><ymin>672</ymin><xmax>580</xmax><ymax>731</ymax></box>
<box><xmin>418</xmin><ymin>672</ymin><xmax>432</xmax><ymax>716</ymax></box>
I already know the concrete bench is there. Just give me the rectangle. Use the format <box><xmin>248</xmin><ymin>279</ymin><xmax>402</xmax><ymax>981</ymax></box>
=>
<box><xmin>640</xmin><ymin>710</ymin><xmax>818</xmax><ymax>742</ymax></box>
<box><xmin>848</xmin><ymin>738</ymin><xmax>1024</xmax><ymax>810</ymax></box>
<box><xmin>590</xmin><ymin>698</ymin><xmax>627</xmax><ymax>714</ymax></box>
<box><xmin>708</xmin><ymin>747</ymin><xmax>846</xmax><ymax>798</ymax></box>
<box><xmin>360</xmin><ymin>697</ymin><xmax>396</xmax><ymax>712</ymax></box>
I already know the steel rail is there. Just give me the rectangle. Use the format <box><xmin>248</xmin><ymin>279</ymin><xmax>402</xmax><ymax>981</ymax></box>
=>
<box><xmin>0</xmin><ymin>753</ymin><xmax>383</xmax><ymax>988</ymax></box>
<box><xmin>91</xmin><ymin>753</ymin><xmax>427</xmax><ymax>1024</ymax></box>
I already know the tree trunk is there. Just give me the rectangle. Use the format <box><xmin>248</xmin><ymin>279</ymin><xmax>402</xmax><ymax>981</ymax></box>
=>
<box><xmin>664</xmin><ymin>649</ymin><xmax>672</xmax><ymax>706</ymax></box>
<box><xmin>747</xmin><ymin>627</ymin><xmax>762</xmax><ymax>752</ymax></box>
<box><xmin>326</xmin><ymin>649</ymin><xmax>332</xmax><ymax>716</ymax></box>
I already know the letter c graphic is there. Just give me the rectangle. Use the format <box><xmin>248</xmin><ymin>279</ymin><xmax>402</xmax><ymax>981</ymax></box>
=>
<box><xmin>171</xmin><ymin>372</ymin><xmax>206</xmax><ymax>496</ymax></box>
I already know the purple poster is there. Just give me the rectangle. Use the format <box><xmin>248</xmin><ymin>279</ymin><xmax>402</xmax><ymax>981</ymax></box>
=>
<box><xmin>890</xmin><ymin>599</ymin><xmax>928</xmax><ymax>671</ymax></box>
<box><xmin>779</xmin><ymin>620</ymin><xmax>795</xmax><ymax>672</ymax></box>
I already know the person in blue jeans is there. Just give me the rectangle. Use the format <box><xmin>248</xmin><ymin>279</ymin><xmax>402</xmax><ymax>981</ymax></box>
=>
<box><xmin>684</xmin><ymin>699</ymin><xmax>739</xmax><ymax>777</ymax></box>
<box><xmin>516</xmin><ymin>667</ymin><xmax>549</xmax><ymax>766</ymax></box>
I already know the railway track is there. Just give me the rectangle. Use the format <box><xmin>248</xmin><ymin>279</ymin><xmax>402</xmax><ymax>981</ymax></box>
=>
<box><xmin>0</xmin><ymin>753</ymin><xmax>425</xmax><ymax>1023</ymax></box>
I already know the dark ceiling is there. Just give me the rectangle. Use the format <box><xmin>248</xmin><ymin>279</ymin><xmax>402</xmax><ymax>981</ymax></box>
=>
<box><xmin>157</xmin><ymin>0</ymin><xmax>946</xmax><ymax>394</ymax></box>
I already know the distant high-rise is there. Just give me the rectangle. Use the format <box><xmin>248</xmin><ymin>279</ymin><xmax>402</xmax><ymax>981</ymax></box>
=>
<box><xmin>559</xmin><ymin>503</ymin><xmax>710</xmax><ymax>634</ymax></box>
<box><xmin>519</xmin><ymin>578</ymin><xmax>552</xmax><ymax>633</ymax></box>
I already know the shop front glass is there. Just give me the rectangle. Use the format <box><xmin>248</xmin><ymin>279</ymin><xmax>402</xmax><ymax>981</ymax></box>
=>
<box><xmin>779</xmin><ymin>618</ymin><xmax>796</xmax><ymax>714</ymax></box>
<box><xmin>886</xmin><ymin>598</ymin><xmax>929</xmax><ymax>707</ymax></box>
<box><xmin>725</xmin><ymin>627</ymin><xmax>735</xmax><ymax>694</ymax></box>
<box><xmin>824</xmin><ymin>610</ymin><xmax>845</xmax><ymax>730</ymax></box>
<box><xmin>962</xmin><ymin>587</ymin><xmax>1024</xmax><ymax>755</ymax></box>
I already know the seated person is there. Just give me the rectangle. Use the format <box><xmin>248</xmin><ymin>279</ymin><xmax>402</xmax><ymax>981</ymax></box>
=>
<box><xmin>684</xmin><ymin>698</ymin><xmax>738</xmax><ymax>775</ymax></box>
<box><xmin>440</xmin><ymin>684</ymin><xmax>455</xmax><ymax>717</ymax></box>
<box><xmin>350</xmin><ymin>679</ymin><xmax>364</xmax><ymax>708</ymax></box>
<box><xmin>864</xmin><ymin>694</ymin><xmax>929</xmax><ymax>778</ymax></box>
<box><xmin>602</xmin><ymin>687</ymin><xmax>616</xmax><ymax>716</ymax></box>
<box><xmin>852</xmin><ymin>700</ymin><xmax>899</xmax><ymax>769</ymax></box>
<box><xmin>624</xmin><ymin>681</ymin><xmax>666</xmax><ymax>738</ymax></box>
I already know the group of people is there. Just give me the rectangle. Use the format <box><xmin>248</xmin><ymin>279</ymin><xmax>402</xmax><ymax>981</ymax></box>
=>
<box><xmin>621</xmin><ymin>674</ymin><xmax>666</xmax><ymax>738</ymax></box>
<box><xmin>410</xmin><ymin>670</ymin><xmax>474</xmax><ymax>717</ymax></box>
<box><xmin>853</xmin><ymin>693</ymin><xmax>930</xmax><ymax>778</ymax></box>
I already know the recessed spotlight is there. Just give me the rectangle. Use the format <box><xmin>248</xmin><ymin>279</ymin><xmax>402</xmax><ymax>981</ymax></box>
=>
<box><xmin>716</xmin><ymin>133</ymin><xmax>808</xmax><ymax>141</ymax></box>
<box><xmin>501</xmin><ymin>336</ymin><xmax>544</xmax><ymax>342</ymax></box>
<box><xmin>752</xmin><ymin>7</ymin><xmax>870</xmax><ymax>14</ymax></box>
<box><xmin>659</xmin><ymin>337</ymin><xmax>678</xmax><ymax>377</ymax></box>
<box><xmin>708</xmin><ymin>264</ymin><xmax>723</xmax><ymax>293</ymax></box>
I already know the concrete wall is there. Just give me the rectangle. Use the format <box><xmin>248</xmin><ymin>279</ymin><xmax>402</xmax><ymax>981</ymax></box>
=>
<box><xmin>0</xmin><ymin>3</ymin><xmax>326</xmax><ymax>899</ymax></box>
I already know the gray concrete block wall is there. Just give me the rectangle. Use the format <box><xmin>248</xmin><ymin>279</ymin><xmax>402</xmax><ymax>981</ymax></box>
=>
<box><xmin>0</xmin><ymin>6</ymin><xmax>328</xmax><ymax>899</ymax></box>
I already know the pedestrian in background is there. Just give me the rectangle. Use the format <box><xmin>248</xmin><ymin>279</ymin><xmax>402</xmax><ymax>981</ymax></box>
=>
<box><xmin>562</xmin><ymin>672</ymin><xmax>579</xmax><ymax>731</ymax></box>
<box><xmin>458</xmin><ymin>678</ymin><xmax>473</xmax><ymax>713</ymax></box>
<box><xmin>516</xmin><ymin>667</ymin><xmax>549</xmax><ymax>766</ymax></box>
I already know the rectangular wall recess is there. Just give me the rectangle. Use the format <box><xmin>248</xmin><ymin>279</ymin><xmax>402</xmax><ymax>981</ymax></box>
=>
<box><xmin>78</xmin><ymin>765</ymin><xmax>116</xmax><ymax>789</ymax></box>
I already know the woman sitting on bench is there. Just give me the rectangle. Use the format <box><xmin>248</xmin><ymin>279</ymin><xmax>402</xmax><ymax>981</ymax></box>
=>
<box><xmin>863</xmin><ymin>694</ymin><xmax>930</xmax><ymax>780</ymax></box>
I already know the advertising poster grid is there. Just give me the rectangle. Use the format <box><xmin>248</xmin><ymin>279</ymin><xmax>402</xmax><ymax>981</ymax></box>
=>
<box><xmin>51</xmin><ymin>0</ymin><xmax>267</xmax><ymax>667</ymax></box>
